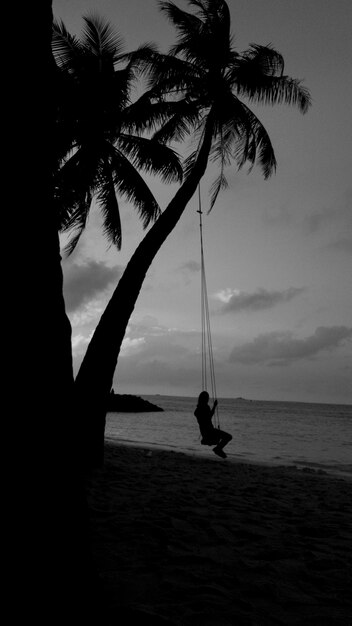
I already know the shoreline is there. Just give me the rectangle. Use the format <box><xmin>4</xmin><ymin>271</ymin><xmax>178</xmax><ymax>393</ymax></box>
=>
<box><xmin>104</xmin><ymin>436</ymin><xmax>352</xmax><ymax>482</ymax></box>
<box><xmin>142</xmin><ymin>393</ymin><xmax>352</xmax><ymax>408</ymax></box>
<box><xmin>86</xmin><ymin>441</ymin><xmax>352</xmax><ymax>624</ymax></box>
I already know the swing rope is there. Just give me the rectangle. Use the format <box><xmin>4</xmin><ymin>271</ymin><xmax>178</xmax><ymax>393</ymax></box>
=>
<box><xmin>197</xmin><ymin>185</ymin><xmax>220</xmax><ymax>429</ymax></box>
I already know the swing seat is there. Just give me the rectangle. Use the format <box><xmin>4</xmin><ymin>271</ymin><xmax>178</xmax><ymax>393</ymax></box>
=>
<box><xmin>201</xmin><ymin>431</ymin><xmax>221</xmax><ymax>446</ymax></box>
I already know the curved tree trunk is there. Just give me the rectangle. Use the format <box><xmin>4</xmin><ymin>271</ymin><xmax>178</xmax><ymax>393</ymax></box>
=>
<box><xmin>75</xmin><ymin>113</ymin><xmax>215</xmax><ymax>466</ymax></box>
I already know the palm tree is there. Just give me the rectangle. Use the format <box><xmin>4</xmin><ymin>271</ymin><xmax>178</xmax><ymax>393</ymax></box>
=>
<box><xmin>12</xmin><ymin>3</ymin><xmax>106</xmax><ymax>621</ymax></box>
<box><xmin>75</xmin><ymin>0</ymin><xmax>311</xmax><ymax>465</ymax></box>
<box><xmin>52</xmin><ymin>14</ymin><xmax>183</xmax><ymax>254</ymax></box>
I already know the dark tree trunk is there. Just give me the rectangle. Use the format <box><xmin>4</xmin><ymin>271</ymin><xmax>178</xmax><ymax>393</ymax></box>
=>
<box><xmin>75</xmin><ymin>113</ymin><xmax>215</xmax><ymax>467</ymax></box>
<box><xmin>7</xmin><ymin>3</ymin><xmax>103</xmax><ymax>622</ymax></box>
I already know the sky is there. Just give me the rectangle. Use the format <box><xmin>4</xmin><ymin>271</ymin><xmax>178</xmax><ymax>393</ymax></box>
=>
<box><xmin>54</xmin><ymin>0</ymin><xmax>352</xmax><ymax>404</ymax></box>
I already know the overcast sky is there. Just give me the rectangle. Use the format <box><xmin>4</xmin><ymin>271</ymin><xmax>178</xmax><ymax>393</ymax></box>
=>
<box><xmin>54</xmin><ymin>0</ymin><xmax>352</xmax><ymax>404</ymax></box>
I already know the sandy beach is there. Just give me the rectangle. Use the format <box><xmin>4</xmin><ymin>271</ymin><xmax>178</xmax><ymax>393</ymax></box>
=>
<box><xmin>86</xmin><ymin>443</ymin><xmax>352</xmax><ymax>625</ymax></box>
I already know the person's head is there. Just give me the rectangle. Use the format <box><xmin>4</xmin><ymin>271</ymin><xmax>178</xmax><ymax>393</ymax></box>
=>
<box><xmin>198</xmin><ymin>391</ymin><xmax>209</xmax><ymax>405</ymax></box>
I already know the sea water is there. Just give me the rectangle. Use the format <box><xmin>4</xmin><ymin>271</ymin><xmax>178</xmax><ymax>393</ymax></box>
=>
<box><xmin>105</xmin><ymin>395</ymin><xmax>352</xmax><ymax>479</ymax></box>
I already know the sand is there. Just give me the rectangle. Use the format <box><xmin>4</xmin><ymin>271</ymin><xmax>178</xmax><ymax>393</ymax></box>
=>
<box><xmin>86</xmin><ymin>443</ymin><xmax>352</xmax><ymax>625</ymax></box>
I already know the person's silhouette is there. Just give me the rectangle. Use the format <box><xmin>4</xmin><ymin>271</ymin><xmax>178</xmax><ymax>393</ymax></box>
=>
<box><xmin>194</xmin><ymin>391</ymin><xmax>232</xmax><ymax>458</ymax></box>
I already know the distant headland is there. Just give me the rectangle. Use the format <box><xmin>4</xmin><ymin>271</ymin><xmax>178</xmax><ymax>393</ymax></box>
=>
<box><xmin>107</xmin><ymin>391</ymin><xmax>163</xmax><ymax>413</ymax></box>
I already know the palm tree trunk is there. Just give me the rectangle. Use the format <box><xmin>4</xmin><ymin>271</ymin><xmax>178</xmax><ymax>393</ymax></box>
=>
<box><xmin>75</xmin><ymin>112</ymin><xmax>215</xmax><ymax>466</ymax></box>
<box><xmin>10</xmin><ymin>3</ymin><xmax>103</xmax><ymax>621</ymax></box>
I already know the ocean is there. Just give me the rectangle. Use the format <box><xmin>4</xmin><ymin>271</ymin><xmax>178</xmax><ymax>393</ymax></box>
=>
<box><xmin>105</xmin><ymin>395</ymin><xmax>352</xmax><ymax>479</ymax></box>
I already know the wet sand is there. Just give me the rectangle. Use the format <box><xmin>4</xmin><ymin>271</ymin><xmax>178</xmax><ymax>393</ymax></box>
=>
<box><xmin>86</xmin><ymin>442</ymin><xmax>352</xmax><ymax>625</ymax></box>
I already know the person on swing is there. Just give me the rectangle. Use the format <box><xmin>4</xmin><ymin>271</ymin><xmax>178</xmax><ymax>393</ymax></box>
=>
<box><xmin>194</xmin><ymin>391</ymin><xmax>232</xmax><ymax>459</ymax></box>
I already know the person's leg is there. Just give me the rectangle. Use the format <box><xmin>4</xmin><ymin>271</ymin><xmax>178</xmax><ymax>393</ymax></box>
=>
<box><xmin>214</xmin><ymin>430</ymin><xmax>232</xmax><ymax>454</ymax></box>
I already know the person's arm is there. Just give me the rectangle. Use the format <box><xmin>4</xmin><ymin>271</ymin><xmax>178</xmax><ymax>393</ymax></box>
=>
<box><xmin>210</xmin><ymin>399</ymin><xmax>218</xmax><ymax>417</ymax></box>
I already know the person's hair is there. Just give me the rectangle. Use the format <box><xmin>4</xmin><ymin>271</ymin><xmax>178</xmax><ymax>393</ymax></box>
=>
<box><xmin>197</xmin><ymin>390</ymin><xmax>209</xmax><ymax>405</ymax></box>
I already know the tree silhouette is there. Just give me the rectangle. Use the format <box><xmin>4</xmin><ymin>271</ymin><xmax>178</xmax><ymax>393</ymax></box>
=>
<box><xmin>74</xmin><ymin>0</ymin><xmax>311</xmax><ymax>466</ymax></box>
<box><xmin>11</xmin><ymin>1</ymin><xmax>104</xmax><ymax>622</ymax></box>
<box><xmin>52</xmin><ymin>14</ymin><xmax>183</xmax><ymax>255</ymax></box>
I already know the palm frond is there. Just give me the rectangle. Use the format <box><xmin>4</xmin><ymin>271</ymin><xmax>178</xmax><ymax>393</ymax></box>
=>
<box><xmin>97</xmin><ymin>170</ymin><xmax>122</xmax><ymax>249</ymax></box>
<box><xmin>158</xmin><ymin>1</ymin><xmax>209</xmax><ymax>65</ymax></box>
<box><xmin>110</xmin><ymin>65</ymin><xmax>136</xmax><ymax>112</ymax></box>
<box><xmin>163</xmin><ymin>0</ymin><xmax>231</xmax><ymax>70</ymax></box>
<box><xmin>124</xmin><ymin>43</ymin><xmax>162</xmax><ymax>78</ymax></box>
<box><xmin>117</xmin><ymin>134</ymin><xmax>183</xmax><ymax>183</ymax></box>
<box><xmin>61</xmin><ymin>195</ymin><xmax>91</xmax><ymax>256</ymax></box>
<box><xmin>187</xmin><ymin>1</ymin><xmax>208</xmax><ymax>13</ymax></box>
<box><xmin>244</xmin><ymin>44</ymin><xmax>285</xmax><ymax>76</ymax></box>
<box><xmin>56</xmin><ymin>147</ymin><xmax>100</xmax><ymax>198</ymax></box>
<box><xmin>145</xmin><ymin>51</ymin><xmax>202</xmax><ymax>94</ymax></box>
<box><xmin>182</xmin><ymin>114</ymin><xmax>211</xmax><ymax>179</ymax></box>
<box><xmin>54</xmin><ymin>147</ymin><xmax>100</xmax><ymax>242</ymax></box>
<box><xmin>152</xmin><ymin>113</ymin><xmax>195</xmax><ymax>144</ymax></box>
<box><xmin>152</xmin><ymin>99</ymin><xmax>203</xmax><ymax>144</ymax></box>
<box><xmin>238</xmin><ymin>74</ymin><xmax>311</xmax><ymax>114</ymax></box>
<box><xmin>234</xmin><ymin>102</ymin><xmax>277</xmax><ymax>178</ymax></box>
<box><xmin>52</xmin><ymin>19</ymin><xmax>82</xmax><ymax>68</ymax></box>
<box><xmin>121</xmin><ymin>95</ymin><xmax>178</xmax><ymax>134</ymax></box>
<box><xmin>209</xmin><ymin>170</ymin><xmax>229</xmax><ymax>211</ymax></box>
<box><xmin>56</xmin><ymin>183</ymin><xmax>93</xmax><ymax>233</ymax></box>
<box><xmin>263</xmin><ymin>77</ymin><xmax>311</xmax><ymax>113</ymax></box>
<box><xmin>82</xmin><ymin>13</ymin><xmax>124</xmax><ymax>60</ymax></box>
<box><xmin>109</xmin><ymin>148</ymin><xmax>161</xmax><ymax>227</ymax></box>
<box><xmin>158</xmin><ymin>1</ymin><xmax>203</xmax><ymax>37</ymax></box>
<box><xmin>205</xmin><ymin>92</ymin><xmax>277</xmax><ymax>200</ymax></box>
<box><xmin>183</xmin><ymin>148</ymin><xmax>200</xmax><ymax>179</ymax></box>
<box><xmin>63</xmin><ymin>229</ymin><xmax>85</xmax><ymax>257</ymax></box>
<box><xmin>232</xmin><ymin>44</ymin><xmax>311</xmax><ymax>114</ymax></box>
<box><xmin>121</xmin><ymin>80</ymin><xmax>202</xmax><ymax>136</ymax></box>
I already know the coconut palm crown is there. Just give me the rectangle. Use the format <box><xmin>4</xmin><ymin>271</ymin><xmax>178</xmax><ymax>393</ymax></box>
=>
<box><xmin>52</xmin><ymin>14</ymin><xmax>183</xmax><ymax>254</ymax></box>
<box><xmin>132</xmin><ymin>0</ymin><xmax>311</xmax><ymax>208</ymax></box>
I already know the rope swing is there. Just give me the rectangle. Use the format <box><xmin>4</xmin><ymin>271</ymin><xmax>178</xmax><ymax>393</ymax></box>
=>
<box><xmin>197</xmin><ymin>185</ymin><xmax>221</xmax><ymax>430</ymax></box>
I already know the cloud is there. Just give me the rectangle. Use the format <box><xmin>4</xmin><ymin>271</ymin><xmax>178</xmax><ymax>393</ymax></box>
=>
<box><xmin>121</xmin><ymin>322</ymin><xmax>195</xmax><ymax>360</ymax></box>
<box><xmin>120</xmin><ymin>336</ymin><xmax>146</xmax><ymax>356</ymax></box>
<box><xmin>229</xmin><ymin>326</ymin><xmax>352</xmax><ymax>365</ymax></box>
<box><xmin>261</xmin><ymin>190</ymin><xmax>352</xmax><ymax>240</ymax></box>
<box><xmin>175</xmin><ymin>260</ymin><xmax>201</xmax><ymax>286</ymax></box>
<box><xmin>215</xmin><ymin>288</ymin><xmax>241</xmax><ymax>303</ymax></box>
<box><xmin>105</xmin><ymin>320</ymin><xmax>202</xmax><ymax>392</ymax></box>
<box><xmin>215</xmin><ymin>287</ymin><xmax>304</xmax><ymax>314</ymax></box>
<box><xmin>70</xmin><ymin>300</ymin><xmax>106</xmax><ymax>328</ymax></box>
<box><xmin>114</xmin><ymin>328</ymin><xmax>203</xmax><ymax>392</ymax></box>
<box><xmin>70</xmin><ymin>316</ymin><xmax>352</xmax><ymax>403</ymax></box>
<box><xmin>71</xmin><ymin>331</ymin><xmax>94</xmax><ymax>351</ymax></box>
<box><xmin>178</xmin><ymin>260</ymin><xmax>201</xmax><ymax>273</ymax></box>
<box><xmin>327</xmin><ymin>235</ymin><xmax>352</xmax><ymax>255</ymax></box>
<box><xmin>63</xmin><ymin>260</ymin><xmax>123</xmax><ymax>312</ymax></box>
<box><xmin>302</xmin><ymin>196</ymin><xmax>351</xmax><ymax>235</ymax></box>
<box><xmin>125</xmin><ymin>316</ymin><xmax>170</xmax><ymax>338</ymax></box>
